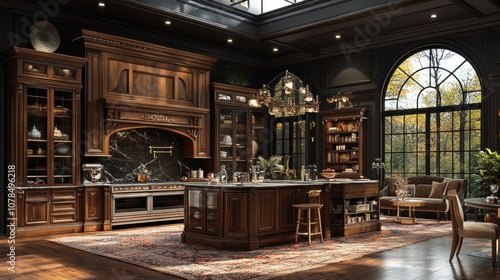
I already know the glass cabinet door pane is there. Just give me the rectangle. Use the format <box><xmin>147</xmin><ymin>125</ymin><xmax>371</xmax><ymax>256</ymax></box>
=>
<box><xmin>205</xmin><ymin>190</ymin><xmax>219</xmax><ymax>234</ymax></box>
<box><xmin>219</xmin><ymin>108</ymin><xmax>233</xmax><ymax>173</ymax></box>
<box><xmin>188</xmin><ymin>189</ymin><xmax>203</xmax><ymax>230</ymax></box>
<box><xmin>251</xmin><ymin>111</ymin><xmax>267</xmax><ymax>160</ymax></box>
<box><xmin>235</xmin><ymin>110</ymin><xmax>247</xmax><ymax>172</ymax></box>
<box><xmin>26</xmin><ymin>87</ymin><xmax>48</xmax><ymax>185</ymax></box>
<box><xmin>53</xmin><ymin>90</ymin><xmax>73</xmax><ymax>185</ymax></box>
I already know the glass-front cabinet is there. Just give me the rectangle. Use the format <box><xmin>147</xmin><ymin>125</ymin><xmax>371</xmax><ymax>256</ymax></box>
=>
<box><xmin>6</xmin><ymin>47</ymin><xmax>86</xmax><ymax>236</ymax></box>
<box><xmin>218</xmin><ymin>107</ymin><xmax>249</xmax><ymax>175</ymax></box>
<box><xmin>26</xmin><ymin>87</ymin><xmax>76</xmax><ymax>185</ymax></box>
<box><xmin>8</xmin><ymin>48</ymin><xmax>85</xmax><ymax>187</ymax></box>
<box><xmin>211</xmin><ymin>83</ymin><xmax>268</xmax><ymax>176</ymax></box>
<box><xmin>186</xmin><ymin>188</ymin><xmax>221</xmax><ymax>235</ymax></box>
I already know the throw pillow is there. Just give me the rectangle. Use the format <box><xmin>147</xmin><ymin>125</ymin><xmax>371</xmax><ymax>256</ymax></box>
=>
<box><xmin>446</xmin><ymin>179</ymin><xmax>461</xmax><ymax>193</ymax></box>
<box><xmin>429</xmin><ymin>181</ymin><xmax>448</xmax><ymax>198</ymax></box>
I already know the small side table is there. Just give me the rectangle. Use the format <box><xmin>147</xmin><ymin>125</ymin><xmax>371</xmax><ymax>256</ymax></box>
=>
<box><xmin>389</xmin><ymin>199</ymin><xmax>426</xmax><ymax>224</ymax></box>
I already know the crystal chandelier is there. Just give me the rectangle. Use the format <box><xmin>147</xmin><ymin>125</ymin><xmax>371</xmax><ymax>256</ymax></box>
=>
<box><xmin>248</xmin><ymin>70</ymin><xmax>319</xmax><ymax>117</ymax></box>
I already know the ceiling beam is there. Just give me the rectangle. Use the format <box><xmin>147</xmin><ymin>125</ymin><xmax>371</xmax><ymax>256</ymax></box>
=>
<box><xmin>487</xmin><ymin>0</ymin><xmax>500</xmax><ymax>9</ymax></box>
<box><xmin>449</xmin><ymin>0</ymin><xmax>485</xmax><ymax>17</ymax></box>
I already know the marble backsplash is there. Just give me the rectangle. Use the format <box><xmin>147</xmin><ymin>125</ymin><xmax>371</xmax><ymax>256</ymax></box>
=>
<box><xmin>97</xmin><ymin>128</ymin><xmax>201</xmax><ymax>183</ymax></box>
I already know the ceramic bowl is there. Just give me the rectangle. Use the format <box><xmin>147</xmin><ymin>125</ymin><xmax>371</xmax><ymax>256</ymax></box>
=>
<box><xmin>220</xmin><ymin>151</ymin><xmax>228</xmax><ymax>159</ymax></box>
<box><xmin>55</xmin><ymin>144</ymin><xmax>70</xmax><ymax>155</ymax></box>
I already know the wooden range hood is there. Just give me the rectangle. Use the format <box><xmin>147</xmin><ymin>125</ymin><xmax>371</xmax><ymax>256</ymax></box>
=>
<box><xmin>74</xmin><ymin>30</ymin><xmax>218</xmax><ymax>158</ymax></box>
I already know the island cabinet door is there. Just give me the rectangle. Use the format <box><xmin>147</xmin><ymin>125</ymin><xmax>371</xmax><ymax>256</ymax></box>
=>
<box><xmin>223</xmin><ymin>190</ymin><xmax>249</xmax><ymax>238</ymax></box>
<box><xmin>279</xmin><ymin>188</ymin><xmax>298</xmax><ymax>232</ymax></box>
<box><xmin>256</xmin><ymin>189</ymin><xmax>279</xmax><ymax>236</ymax></box>
<box><xmin>186</xmin><ymin>188</ymin><xmax>204</xmax><ymax>232</ymax></box>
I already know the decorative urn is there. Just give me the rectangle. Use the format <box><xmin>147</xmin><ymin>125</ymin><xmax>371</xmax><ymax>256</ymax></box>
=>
<box><xmin>82</xmin><ymin>163</ymin><xmax>104</xmax><ymax>183</ymax></box>
<box><xmin>28</xmin><ymin>124</ymin><xmax>41</xmax><ymax>139</ymax></box>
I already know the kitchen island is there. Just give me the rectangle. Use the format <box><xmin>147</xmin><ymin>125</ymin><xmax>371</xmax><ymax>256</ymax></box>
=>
<box><xmin>181</xmin><ymin>179</ymin><xmax>380</xmax><ymax>250</ymax></box>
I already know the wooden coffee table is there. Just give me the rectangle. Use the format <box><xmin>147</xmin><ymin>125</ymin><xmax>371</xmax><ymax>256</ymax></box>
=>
<box><xmin>389</xmin><ymin>199</ymin><xmax>426</xmax><ymax>224</ymax></box>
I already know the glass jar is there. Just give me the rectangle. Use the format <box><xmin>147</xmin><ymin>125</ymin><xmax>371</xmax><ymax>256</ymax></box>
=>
<box><xmin>219</xmin><ymin>165</ymin><xmax>228</xmax><ymax>184</ymax></box>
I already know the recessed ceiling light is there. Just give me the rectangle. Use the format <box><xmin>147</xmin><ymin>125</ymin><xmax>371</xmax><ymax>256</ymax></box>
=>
<box><xmin>165</xmin><ymin>20</ymin><xmax>172</xmax><ymax>25</ymax></box>
<box><xmin>273</xmin><ymin>48</ymin><xmax>279</xmax><ymax>52</ymax></box>
<box><xmin>335</xmin><ymin>34</ymin><xmax>341</xmax><ymax>39</ymax></box>
<box><xmin>430</xmin><ymin>14</ymin><xmax>437</xmax><ymax>18</ymax></box>
<box><xmin>98</xmin><ymin>2</ymin><xmax>105</xmax><ymax>7</ymax></box>
<box><xmin>227</xmin><ymin>38</ymin><xmax>233</xmax><ymax>43</ymax></box>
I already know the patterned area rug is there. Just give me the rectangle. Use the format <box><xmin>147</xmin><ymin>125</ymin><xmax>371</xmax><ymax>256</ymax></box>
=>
<box><xmin>50</xmin><ymin>216</ymin><xmax>451</xmax><ymax>280</ymax></box>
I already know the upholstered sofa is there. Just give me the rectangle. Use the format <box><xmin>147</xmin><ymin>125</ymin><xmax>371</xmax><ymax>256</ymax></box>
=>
<box><xmin>379</xmin><ymin>175</ymin><xmax>467</xmax><ymax>221</ymax></box>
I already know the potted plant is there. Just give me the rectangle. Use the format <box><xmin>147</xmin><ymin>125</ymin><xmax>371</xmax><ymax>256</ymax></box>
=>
<box><xmin>257</xmin><ymin>155</ymin><xmax>284</xmax><ymax>179</ymax></box>
<box><xmin>475</xmin><ymin>148</ymin><xmax>500</xmax><ymax>197</ymax></box>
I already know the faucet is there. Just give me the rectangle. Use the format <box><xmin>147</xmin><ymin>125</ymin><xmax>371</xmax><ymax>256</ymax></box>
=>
<box><xmin>285</xmin><ymin>156</ymin><xmax>296</xmax><ymax>179</ymax></box>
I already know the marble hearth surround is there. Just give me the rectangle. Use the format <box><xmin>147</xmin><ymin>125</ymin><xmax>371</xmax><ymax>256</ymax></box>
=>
<box><xmin>98</xmin><ymin>128</ymin><xmax>201</xmax><ymax>184</ymax></box>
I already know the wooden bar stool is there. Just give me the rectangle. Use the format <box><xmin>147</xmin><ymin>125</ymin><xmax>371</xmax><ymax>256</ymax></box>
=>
<box><xmin>292</xmin><ymin>190</ymin><xmax>323</xmax><ymax>245</ymax></box>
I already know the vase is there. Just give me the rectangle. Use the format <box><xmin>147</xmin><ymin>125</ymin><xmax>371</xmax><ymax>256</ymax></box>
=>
<box><xmin>252</xmin><ymin>141</ymin><xmax>259</xmax><ymax>158</ymax></box>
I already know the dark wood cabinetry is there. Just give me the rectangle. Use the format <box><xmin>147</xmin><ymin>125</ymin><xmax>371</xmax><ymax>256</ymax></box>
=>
<box><xmin>83</xmin><ymin>185</ymin><xmax>111</xmax><ymax>231</ymax></box>
<box><xmin>255</xmin><ymin>189</ymin><xmax>278</xmax><ymax>235</ymax></box>
<box><xmin>321</xmin><ymin>108</ymin><xmax>368</xmax><ymax>178</ymax></box>
<box><xmin>182</xmin><ymin>183</ymin><xmax>322</xmax><ymax>250</ymax></box>
<box><xmin>182</xmin><ymin>181</ymin><xmax>379</xmax><ymax>249</ymax></box>
<box><xmin>211</xmin><ymin>83</ymin><xmax>267</xmax><ymax>175</ymax></box>
<box><xmin>24</xmin><ymin>190</ymin><xmax>50</xmax><ymax>226</ymax></box>
<box><xmin>75</xmin><ymin>30</ymin><xmax>217</xmax><ymax>158</ymax></box>
<box><xmin>328</xmin><ymin>182</ymin><xmax>380</xmax><ymax>237</ymax></box>
<box><xmin>7</xmin><ymin>48</ymin><xmax>85</xmax><ymax>187</ymax></box>
<box><xmin>6</xmin><ymin>47</ymin><xmax>87</xmax><ymax>237</ymax></box>
<box><xmin>223</xmin><ymin>190</ymin><xmax>249</xmax><ymax>238</ymax></box>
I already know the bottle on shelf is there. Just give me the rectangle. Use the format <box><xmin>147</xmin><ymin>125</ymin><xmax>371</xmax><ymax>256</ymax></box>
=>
<box><xmin>301</xmin><ymin>165</ymin><xmax>305</xmax><ymax>181</ymax></box>
<box><xmin>219</xmin><ymin>165</ymin><xmax>228</xmax><ymax>184</ymax></box>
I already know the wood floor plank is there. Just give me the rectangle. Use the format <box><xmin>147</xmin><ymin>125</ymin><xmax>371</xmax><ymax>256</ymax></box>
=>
<box><xmin>1</xmin><ymin>224</ymin><xmax>499</xmax><ymax>280</ymax></box>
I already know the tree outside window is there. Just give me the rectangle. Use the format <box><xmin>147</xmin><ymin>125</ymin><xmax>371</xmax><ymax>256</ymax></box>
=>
<box><xmin>383</xmin><ymin>48</ymin><xmax>482</xmax><ymax>197</ymax></box>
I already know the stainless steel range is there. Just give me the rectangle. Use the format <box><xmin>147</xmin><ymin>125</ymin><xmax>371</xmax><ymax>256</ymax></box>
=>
<box><xmin>111</xmin><ymin>183</ymin><xmax>184</xmax><ymax>226</ymax></box>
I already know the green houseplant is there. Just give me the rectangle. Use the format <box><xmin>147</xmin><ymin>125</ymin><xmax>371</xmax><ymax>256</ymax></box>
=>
<box><xmin>257</xmin><ymin>155</ymin><xmax>284</xmax><ymax>179</ymax></box>
<box><xmin>475</xmin><ymin>148</ymin><xmax>500</xmax><ymax>197</ymax></box>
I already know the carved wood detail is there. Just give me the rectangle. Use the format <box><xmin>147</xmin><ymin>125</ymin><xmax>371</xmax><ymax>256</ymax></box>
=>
<box><xmin>76</xmin><ymin>29</ymin><xmax>217</xmax><ymax>158</ymax></box>
<box><xmin>141</xmin><ymin>113</ymin><xmax>174</xmax><ymax>123</ymax></box>
<box><xmin>186</xmin><ymin>129</ymin><xmax>198</xmax><ymax>139</ymax></box>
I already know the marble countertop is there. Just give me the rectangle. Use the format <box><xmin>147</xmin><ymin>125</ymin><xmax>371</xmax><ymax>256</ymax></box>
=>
<box><xmin>16</xmin><ymin>179</ymin><xmax>378</xmax><ymax>189</ymax></box>
<box><xmin>110</xmin><ymin>181</ymin><xmax>184</xmax><ymax>187</ymax></box>
<box><xmin>183</xmin><ymin>179</ymin><xmax>378</xmax><ymax>188</ymax></box>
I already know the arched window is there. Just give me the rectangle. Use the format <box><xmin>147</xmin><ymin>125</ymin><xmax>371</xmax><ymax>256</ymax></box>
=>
<box><xmin>383</xmin><ymin>48</ymin><xmax>482</xmax><ymax>195</ymax></box>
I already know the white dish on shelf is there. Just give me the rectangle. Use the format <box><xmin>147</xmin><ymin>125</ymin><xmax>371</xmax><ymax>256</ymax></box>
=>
<box><xmin>222</xmin><ymin>135</ymin><xmax>232</xmax><ymax>145</ymax></box>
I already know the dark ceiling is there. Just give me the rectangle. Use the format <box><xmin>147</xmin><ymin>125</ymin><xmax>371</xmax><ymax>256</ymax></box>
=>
<box><xmin>7</xmin><ymin>0</ymin><xmax>500</xmax><ymax>67</ymax></box>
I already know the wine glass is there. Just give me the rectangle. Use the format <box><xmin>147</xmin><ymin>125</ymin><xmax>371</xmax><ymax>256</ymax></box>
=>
<box><xmin>407</xmin><ymin>189</ymin><xmax>414</xmax><ymax>199</ymax></box>
<box><xmin>490</xmin><ymin>184</ymin><xmax>498</xmax><ymax>198</ymax></box>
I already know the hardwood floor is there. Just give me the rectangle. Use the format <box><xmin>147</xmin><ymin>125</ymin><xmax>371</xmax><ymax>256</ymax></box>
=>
<box><xmin>1</xmin><ymin>222</ymin><xmax>499</xmax><ymax>280</ymax></box>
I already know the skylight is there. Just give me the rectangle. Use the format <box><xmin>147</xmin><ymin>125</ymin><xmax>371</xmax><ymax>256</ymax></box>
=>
<box><xmin>207</xmin><ymin>0</ymin><xmax>307</xmax><ymax>15</ymax></box>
